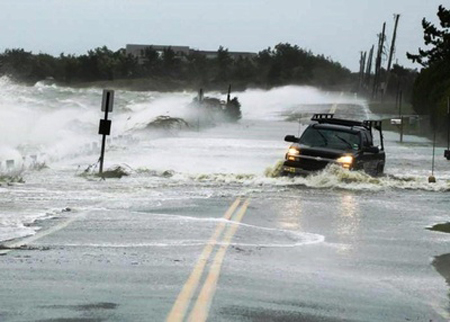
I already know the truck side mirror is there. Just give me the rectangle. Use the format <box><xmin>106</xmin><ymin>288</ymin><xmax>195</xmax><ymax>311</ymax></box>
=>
<box><xmin>284</xmin><ymin>135</ymin><xmax>299</xmax><ymax>143</ymax></box>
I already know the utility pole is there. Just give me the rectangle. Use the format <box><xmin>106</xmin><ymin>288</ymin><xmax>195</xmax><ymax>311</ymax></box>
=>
<box><xmin>197</xmin><ymin>88</ymin><xmax>203</xmax><ymax>132</ymax></box>
<box><xmin>429</xmin><ymin>131</ymin><xmax>437</xmax><ymax>183</ymax></box>
<box><xmin>384</xmin><ymin>14</ymin><xmax>401</xmax><ymax>96</ymax></box>
<box><xmin>365</xmin><ymin>45</ymin><xmax>374</xmax><ymax>89</ymax></box>
<box><xmin>445</xmin><ymin>97</ymin><xmax>450</xmax><ymax>160</ymax></box>
<box><xmin>397</xmin><ymin>89</ymin><xmax>403</xmax><ymax>143</ymax></box>
<box><xmin>373</xmin><ymin>22</ymin><xmax>386</xmax><ymax>99</ymax></box>
<box><xmin>359</xmin><ymin>51</ymin><xmax>367</xmax><ymax>91</ymax></box>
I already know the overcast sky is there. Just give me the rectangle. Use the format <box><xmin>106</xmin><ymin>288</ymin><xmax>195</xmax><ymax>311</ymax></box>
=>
<box><xmin>0</xmin><ymin>0</ymin><xmax>446</xmax><ymax>72</ymax></box>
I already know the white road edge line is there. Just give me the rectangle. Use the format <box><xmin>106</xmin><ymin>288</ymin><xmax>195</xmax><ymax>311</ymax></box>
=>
<box><xmin>0</xmin><ymin>214</ymin><xmax>82</xmax><ymax>255</ymax></box>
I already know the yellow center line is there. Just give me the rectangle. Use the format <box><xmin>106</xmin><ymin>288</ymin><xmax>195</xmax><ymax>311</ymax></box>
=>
<box><xmin>329</xmin><ymin>104</ymin><xmax>337</xmax><ymax>114</ymax></box>
<box><xmin>166</xmin><ymin>198</ymin><xmax>242</xmax><ymax>322</ymax></box>
<box><xmin>329</xmin><ymin>92</ymin><xmax>343</xmax><ymax>114</ymax></box>
<box><xmin>187</xmin><ymin>198</ymin><xmax>250</xmax><ymax>322</ymax></box>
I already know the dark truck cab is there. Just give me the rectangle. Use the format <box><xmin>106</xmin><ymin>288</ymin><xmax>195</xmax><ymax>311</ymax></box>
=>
<box><xmin>283</xmin><ymin>114</ymin><xmax>385</xmax><ymax>177</ymax></box>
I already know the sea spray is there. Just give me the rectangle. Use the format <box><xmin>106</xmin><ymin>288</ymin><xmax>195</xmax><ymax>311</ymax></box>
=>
<box><xmin>264</xmin><ymin>160</ymin><xmax>285</xmax><ymax>178</ymax></box>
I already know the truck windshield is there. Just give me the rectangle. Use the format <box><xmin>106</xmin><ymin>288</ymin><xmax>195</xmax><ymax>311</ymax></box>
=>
<box><xmin>300</xmin><ymin>127</ymin><xmax>360</xmax><ymax>151</ymax></box>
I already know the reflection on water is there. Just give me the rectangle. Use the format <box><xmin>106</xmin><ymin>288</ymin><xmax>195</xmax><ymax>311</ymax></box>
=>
<box><xmin>277</xmin><ymin>198</ymin><xmax>303</xmax><ymax>231</ymax></box>
<box><xmin>277</xmin><ymin>192</ymin><xmax>361</xmax><ymax>254</ymax></box>
<box><xmin>336</xmin><ymin>193</ymin><xmax>360</xmax><ymax>254</ymax></box>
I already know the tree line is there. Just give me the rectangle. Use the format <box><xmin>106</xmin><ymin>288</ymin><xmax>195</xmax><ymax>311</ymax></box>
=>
<box><xmin>407</xmin><ymin>5</ymin><xmax>450</xmax><ymax>134</ymax></box>
<box><xmin>0</xmin><ymin>43</ymin><xmax>353</xmax><ymax>90</ymax></box>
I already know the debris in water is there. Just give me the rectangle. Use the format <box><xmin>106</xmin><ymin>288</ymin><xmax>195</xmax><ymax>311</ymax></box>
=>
<box><xmin>432</xmin><ymin>253</ymin><xmax>450</xmax><ymax>285</ymax></box>
<box><xmin>0</xmin><ymin>174</ymin><xmax>25</xmax><ymax>185</ymax></box>
<box><xmin>98</xmin><ymin>165</ymin><xmax>131</xmax><ymax>179</ymax></box>
<box><xmin>0</xmin><ymin>244</ymin><xmax>50</xmax><ymax>251</ymax></box>
<box><xmin>427</xmin><ymin>222</ymin><xmax>450</xmax><ymax>234</ymax></box>
<box><xmin>162</xmin><ymin>170</ymin><xmax>174</xmax><ymax>178</ymax></box>
<box><xmin>189</xmin><ymin>87</ymin><xmax>242</xmax><ymax>124</ymax></box>
<box><xmin>78</xmin><ymin>163</ymin><xmax>132</xmax><ymax>180</ymax></box>
<box><xmin>146</xmin><ymin>115</ymin><xmax>190</xmax><ymax>130</ymax></box>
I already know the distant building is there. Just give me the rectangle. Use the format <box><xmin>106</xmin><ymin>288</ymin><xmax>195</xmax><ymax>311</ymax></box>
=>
<box><xmin>125</xmin><ymin>44</ymin><xmax>256</xmax><ymax>63</ymax></box>
<box><xmin>126</xmin><ymin>44</ymin><xmax>190</xmax><ymax>63</ymax></box>
<box><xmin>192</xmin><ymin>49</ymin><xmax>257</xmax><ymax>60</ymax></box>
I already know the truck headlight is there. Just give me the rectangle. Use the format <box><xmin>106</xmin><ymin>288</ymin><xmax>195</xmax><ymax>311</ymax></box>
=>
<box><xmin>336</xmin><ymin>155</ymin><xmax>353</xmax><ymax>169</ymax></box>
<box><xmin>287</xmin><ymin>147</ymin><xmax>300</xmax><ymax>161</ymax></box>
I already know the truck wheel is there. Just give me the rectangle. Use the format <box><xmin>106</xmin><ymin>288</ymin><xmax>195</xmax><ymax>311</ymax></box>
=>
<box><xmin>376</xmin><ymin>163</ymin><xmax>384</xmax><ymax>176</ymax></box>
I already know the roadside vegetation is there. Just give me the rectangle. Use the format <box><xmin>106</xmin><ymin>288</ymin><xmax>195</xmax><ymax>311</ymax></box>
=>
<box><xmin>0</xmin><ymin>43</ymin><xmax>353</xmax><ymax>91</ymax></box>
<box><xmin>407</xmin><ymin>5</ymin><xmax>450</xmax><ymax>134</ymax></box>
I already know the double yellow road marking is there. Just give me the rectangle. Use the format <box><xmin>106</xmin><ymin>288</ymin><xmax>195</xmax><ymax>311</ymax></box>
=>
<box><xmin>166</xmin><ymin>198</ymin><xmax>250</xmax><ymax>322</ymax></box>
<box><xmin>329</xmin><ymin>103</ymin><xmax>337</xmax><ymax>114</ymax></box>
<box><xmin>329</xmin><ymin>91</ymin><xmax>343</xmax><ymax>114</ymax></box>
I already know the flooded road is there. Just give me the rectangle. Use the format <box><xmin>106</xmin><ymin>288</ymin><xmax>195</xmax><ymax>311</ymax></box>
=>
<box><xmin>0</xmin><ymin>77</ymin><xmax>450</xmax><ymax>321</ymax></box>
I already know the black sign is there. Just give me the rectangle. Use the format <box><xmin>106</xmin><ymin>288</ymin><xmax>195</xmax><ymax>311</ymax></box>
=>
<box><xmin>99</xmin><ymin>119</ymin><xmax>112</xmax><ymax>135</ymax></box>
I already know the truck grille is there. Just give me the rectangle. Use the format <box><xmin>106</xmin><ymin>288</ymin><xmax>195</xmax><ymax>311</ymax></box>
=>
<box><xmin>285</xmin><ymin>158</ymin><xmax>330</xmax><ymax>171</ymax></box>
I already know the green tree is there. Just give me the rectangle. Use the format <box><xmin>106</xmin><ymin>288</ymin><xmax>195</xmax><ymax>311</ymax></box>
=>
<box><xmin>215</xmin><ymin>46</ymin><xmax>232</xmax><ymax>82</ymax></box>
<box><xmin>31</xmin><ymin>53</ymin><xmax>60</xmax><ymax>80</ymax></box>
<box><xmin>141</xmin><ymin>46</ymin><xmax>161</xmax><ymax>76</ymax></box>
<box><xmin>407</xmin><ymin>5</ymin><xmax>450</xmax><ymax>67</ymax></box>
<box><xmin>407</xmin><ymin>5</ymin><xmax>450</xmax><ymax>130</ymax></box>
<box><xmin>0</xmin><ymin>49</ymin><xmax>34</xmax><ymax>82</ymax></box>
<box><xmin>114</xmin><ymin>48</ymin><xmax>139</xmax><ymax>79</ymax></box>
<box><xmin>185</xmin><ymin>51</ymin><xmax>210</xmax><ymax>84</ymax></box>
<box><xmin>60</xmin><ymin>53</ymin><xmax>80</xmax><ymax>83</ymax></box>
<box><xmin>0</xmin><ymin>43</ymin><xmax>354</xmax><ymax>90</ymax></box>
<box><xmin>231</xmin><ymin>56</ymin><xmax>257</xmax><ymax>83</ymax></box>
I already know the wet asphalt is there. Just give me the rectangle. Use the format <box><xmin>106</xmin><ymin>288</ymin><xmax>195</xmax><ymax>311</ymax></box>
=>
<box><xmin>0</xmin><ymin>182</ymin><xmax>449</xmax><ymax>322</ymax></box>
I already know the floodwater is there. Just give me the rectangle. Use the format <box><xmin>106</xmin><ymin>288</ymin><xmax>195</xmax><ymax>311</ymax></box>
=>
<box><xmin>1</xmin><ymin>76</ymin><xmax>450</xmax><ymax>321</ymax></box>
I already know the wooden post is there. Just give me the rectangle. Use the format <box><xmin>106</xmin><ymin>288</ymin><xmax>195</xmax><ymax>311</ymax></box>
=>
<box><xmin>197</xmin><ymin>88</ymin><xmax>203</xmax><ymax>132</ymax></box>
<box><xmin>365</xmin><ymin>45</ymin><xmax>374</xmax><ymax>88</ymax></box>
<box><xmin>432</xmin><ymin>131</ymin><xmax>436</xmax><ymax>175</ymax></box>
<box><xmin>373</xmin><ymin>22</ymin><xmax>386</xmax><ymax>99</ymax></box>
<box><xmin>359</xmin><ymin>51</ymin><xmax>367</xmax><ymax>90</ymax></box>
<box><xmin>399</xmin><ymin>90</ymin><xmax>403</xmax><ymax>143</ymax></box>
<box><xmin>384</xmin><ymin>14</ymin><xmax>400</xmax><ymax>96</ymax></box>
<box><xmin>447</xmin><ymin>97</ymin><xmax>450</xmax><ymax>151</ymax></box>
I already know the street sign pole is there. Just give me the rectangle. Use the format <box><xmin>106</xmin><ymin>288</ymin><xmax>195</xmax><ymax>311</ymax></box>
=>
<box><xmin>99</xmin><ymin>90</ymin><xmax>114</xmax><ymax>174</ymax></box>
<box><xmin>445</xmin><ymin>97</ymin><xmax>450</xmax><ymax>160</ymax></box>
<box><xmin>399</xmin><ymin>90</ymin><xmax>403</xmax><ymax>143</ymax></box>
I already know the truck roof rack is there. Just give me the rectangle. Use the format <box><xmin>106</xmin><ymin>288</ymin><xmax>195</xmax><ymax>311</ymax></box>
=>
<box><xmin>311</xmin><ymin>114</ymin><xmax>384</xmax><ymax>132</ymax></box>
<box><xmin>310</xmin><ymin>113</ymin><xmax>384</xmax><ymax>150</ymax></box>
<box><xmin>363</xmin><ymin>120</ymin><xmax>382</xmax><ymax>132</ymax></box>
<box><xmin>311</xmin><ymin>113</ymin><xmax>366</xmax><ymax>128</ymax></box>
<box><xmin>311</xmin><ymin>113</ymin><xmax>334</xmax><ymax>121</ymax></box>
